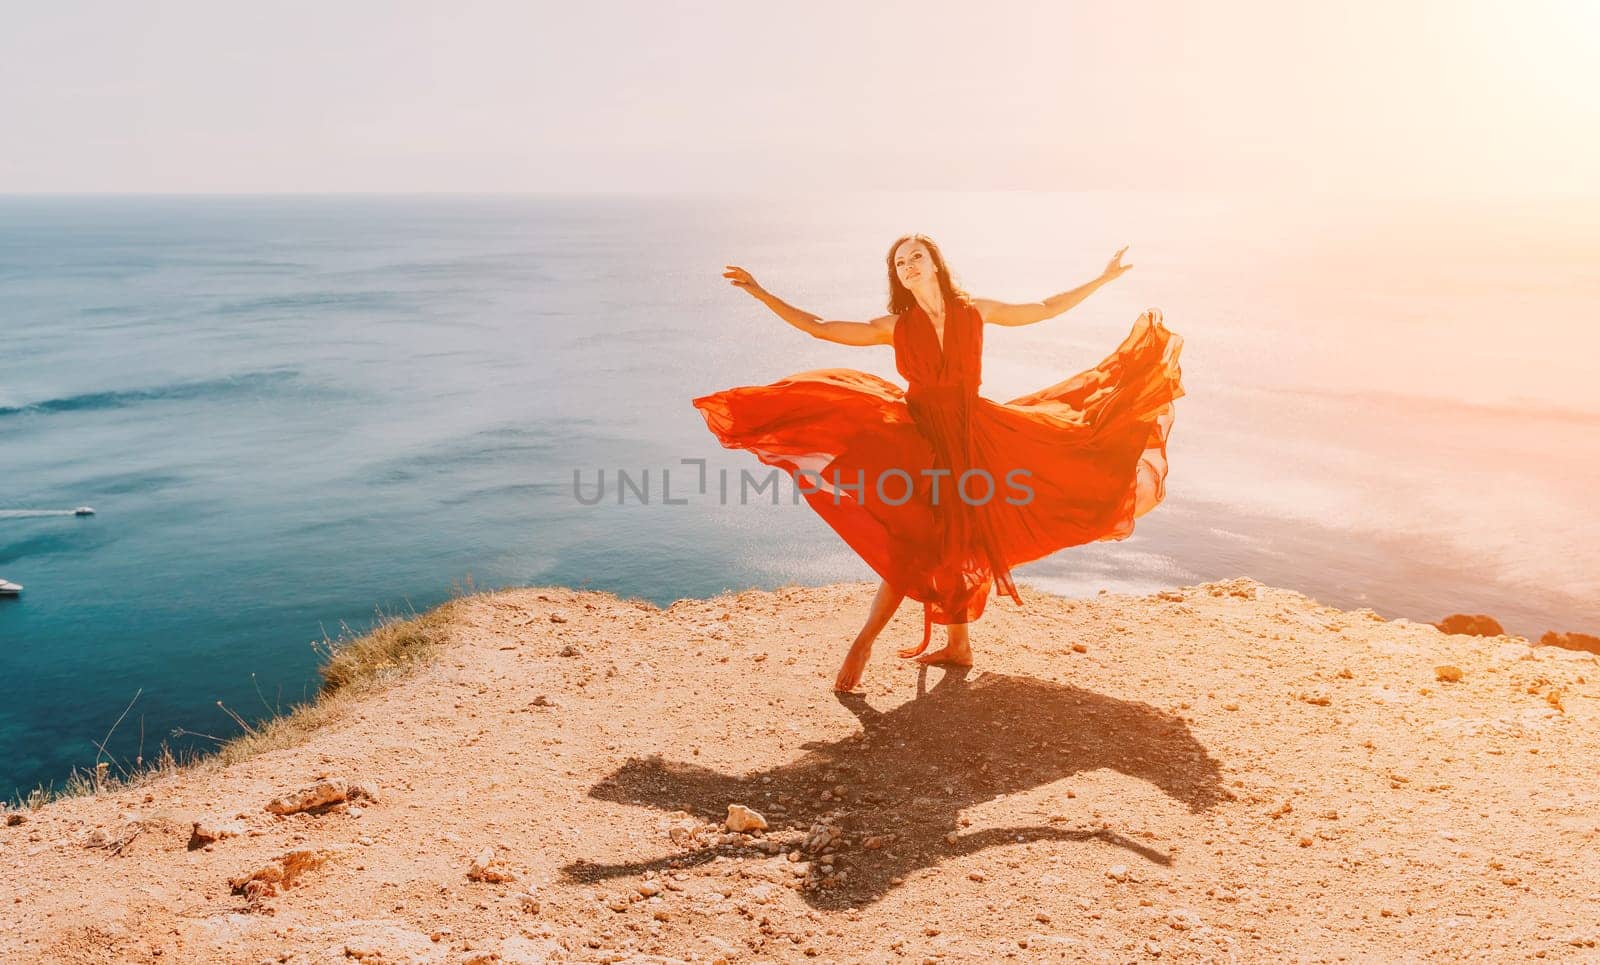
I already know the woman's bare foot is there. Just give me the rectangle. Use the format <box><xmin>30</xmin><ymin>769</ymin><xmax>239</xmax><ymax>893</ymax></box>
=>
<box><xmin>838</xmin><ymin>581</ymin><xmax>903</xmax><ymax>688</ymax></box>
<box><xmin>913</xmin><ymin>645</ymin><xmax>973</xmax><ymax>667</ymax></box>
<box><xmin>913</xmin><ymin>622</ymin><xmax>972</xmax><ymax>666</ymax></box>
<box><xmin>833</xmin><ymin>650</ymin><xmax>871</xmax><ymax>691</ymax></box>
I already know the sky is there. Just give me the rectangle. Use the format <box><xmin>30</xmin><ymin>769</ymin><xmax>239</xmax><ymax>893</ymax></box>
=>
<box><xmin>1</xmin><ymin>0</ymin><xmax>1597</xmax><ymax>194</ymax></box>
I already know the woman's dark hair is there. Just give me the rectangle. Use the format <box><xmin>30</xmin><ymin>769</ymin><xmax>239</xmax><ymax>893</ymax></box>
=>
<box><xmin>885</xmin><ymin>234</ymin><xmax>969</xmax><ymax>314</ymax></box>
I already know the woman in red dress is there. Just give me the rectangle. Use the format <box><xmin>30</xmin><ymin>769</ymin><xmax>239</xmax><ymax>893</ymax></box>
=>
<box><xmin>693</xmin><ymin>235</ymin><xmax>1184</xmax><ymax>692</ymax></box>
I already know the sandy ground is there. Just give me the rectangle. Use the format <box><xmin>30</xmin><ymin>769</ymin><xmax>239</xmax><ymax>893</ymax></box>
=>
<box><xmin>3</xmin><ymin>578</ymin><xmax>1598</xmax><ymax>964</ymax></box>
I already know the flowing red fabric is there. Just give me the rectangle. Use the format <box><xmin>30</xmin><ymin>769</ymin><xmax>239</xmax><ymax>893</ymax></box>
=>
<box><xmin>692</xmin><ymin>297</ymin><xmax>1184</xmax><ymax>654</ymax></box>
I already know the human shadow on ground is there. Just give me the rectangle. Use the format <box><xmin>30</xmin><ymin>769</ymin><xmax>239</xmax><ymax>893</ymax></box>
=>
<box><xmin>563</xmin><ymin>668</ymin><xmax>1227</xmax><ymax>908</ymax></box>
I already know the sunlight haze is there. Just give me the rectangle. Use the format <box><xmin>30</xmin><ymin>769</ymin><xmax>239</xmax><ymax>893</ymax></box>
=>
<box><xmin>2</xmin><ymin>0</ymin><xmax>1597</xmax><ymax>195</ymax></box>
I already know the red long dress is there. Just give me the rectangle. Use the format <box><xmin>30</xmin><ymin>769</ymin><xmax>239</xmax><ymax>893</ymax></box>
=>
<box><xmin>692</xmin><ymin>296</ymin><xmax>1184</xmax><ymax>654</ymax></box>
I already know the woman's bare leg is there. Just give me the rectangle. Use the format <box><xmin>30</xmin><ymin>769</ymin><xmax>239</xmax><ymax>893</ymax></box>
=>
<box><xmin>914</xmin><ymin>620</ymin><xmax>973</xmax><ymax>667</ymax></box>
<box><xmin>834</xmin><ymin>580</ymin><xmax>904</xmax><ymax>691</ymax></box>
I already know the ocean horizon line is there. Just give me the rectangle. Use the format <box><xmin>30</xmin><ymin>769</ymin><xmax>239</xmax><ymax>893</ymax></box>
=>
<box><xmin>4</xmin><ymin>188</ymin><xmax>1600</xmax><ymax>203</ymax></box>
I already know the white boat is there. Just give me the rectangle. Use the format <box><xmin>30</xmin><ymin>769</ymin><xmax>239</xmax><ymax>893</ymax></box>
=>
<box><xmin>74</xmin><ymin>506</ymin><xmax>95</xmax><ymax>516</ymax></box>
<box><xmin>0</xmin><ymin>579</ymin><xmax>21</xmax><ymax>596</ymax></box>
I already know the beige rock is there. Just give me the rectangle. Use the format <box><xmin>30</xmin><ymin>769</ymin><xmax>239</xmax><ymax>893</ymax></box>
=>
<box><xmin>725</xmin><ymin>804</ymin><xmax>768</xmax><ymax>833</ymax></box>
<box><xmin>263</xmin><ymin>777</ymin><xmax>378</xmax><ymax>815</ymax></box>
<box><xmin>467</xmin><ymin>846</ymin><xmax>517</xmax><ymax>883</ymax></box>
<box><xmin>189</xmin><ymin>819</ymin><xmax>245</xmax><ymax>847</ymax></box>
<box><xmin>228</xmin><ymin>848</ymin><xmax>337</xmax><ymax>905</ymax></box>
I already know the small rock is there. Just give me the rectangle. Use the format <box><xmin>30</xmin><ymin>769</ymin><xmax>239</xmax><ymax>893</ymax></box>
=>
<box><xmin>559</xmin><ymin>645</ymin><xmax>580</xmax><ymax>657</ymax></box>
<box><xmin>1434</xmin><ymin>614</ymin><xmax>1504</xmax><ymax>637</ymax></box>
<box><xmin>264</xmin><ymin>777</ymin><xmax>378</xmax><ymax>815</ymax></box>
<box><xmin>467</xmin><ymin>846</ymin><xmax>517</xmax><ymax>884</ymax></box>
<box><xmin>1167</xmin><ymin>908</ymin><xmax>1201</xmax><ymax>930</ymax></box>
<box><xmin>229</xmin><ymin>848</ymin><xmax>336</xmax><ymax>904</ymax></box>
<box><xmin>1107</xmin><ymin>864</ymin><xmax>1130</xmax><ymax>882</ymax></box>
<box><xmin>1435</xmin><ymin>665</ymin><xmax>1465</xmax><ymax>683</ymax></box>
<box><xmin>725</xmin><ymin>804</ymin><xmax>768</xmax><ymax>833</ymax></box>
<box><xmin>803</xmin><ymin>825</ymin><xmax>834</xmax><ymax>853</ymax></box>
<box><xmin>1540</xmin><ymin>630</ymin><xmax>1600</xmax><ymax>655</ymax></box>
<box><xmin>189</xmin><ymin>820</ymin><xmax>245</xmax><ymax>847</ymax></box>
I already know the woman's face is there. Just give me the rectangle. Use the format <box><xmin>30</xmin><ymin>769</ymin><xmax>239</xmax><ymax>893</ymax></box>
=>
<box><xmin>893</xmin><ymin>240</ymin><xmax>936</xmax><ymax>288</ymax></box>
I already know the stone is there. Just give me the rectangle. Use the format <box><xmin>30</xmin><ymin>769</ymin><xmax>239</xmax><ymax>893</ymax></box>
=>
<box><xmin>803</xmin><ymin>825</ymin><xmax>834</xmax><ymax>853</ymax></box>
<box><xmin>189</xmin><ymin>819</ymin><xmax>245</xmax><ymax>847</ymax></box>
<box><xmin>1434</xmin><ymin>614</ymin><xmax>1504</xmax><ymax>637</ymax></box>
<box><xmin>467</xmin><ymin>846</ymin><xmax>517</xmax><ymax>884</ymax></box>
<box><xmin>725</xmin><ymin>804</ymin><xmax>768</xmax><ymax>833</ymax></box>
<box><xmin>1540</xmin><ymin>631</ymin><xmax>1600</xmax><ymax>655</ymax></box>
<box><xmin>228</xmin><ymin>848</ymin><xmax>337</xmax><ymax>904</ymax></box>
<box><xmin>264</xmin><ymin>777</ymin><xmax>378</xmax><ymax>815</ymax></box>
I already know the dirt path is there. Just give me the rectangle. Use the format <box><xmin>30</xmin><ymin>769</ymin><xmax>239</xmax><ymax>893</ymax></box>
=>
<box><xmin>3</xmin><ymin>578</ymin><xmax>1598</xmax><ymax>963</ymax></box>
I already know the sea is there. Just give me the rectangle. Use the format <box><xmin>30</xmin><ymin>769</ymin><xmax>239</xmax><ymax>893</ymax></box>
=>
<box><xmin>2</xmin><ymin>192</ymin><xmax>1597</xmax><ymax>801</ymax></box>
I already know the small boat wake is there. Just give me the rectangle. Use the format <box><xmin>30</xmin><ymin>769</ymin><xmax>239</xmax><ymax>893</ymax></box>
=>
<box><xmin>0</xmin><ymin>507</ymin><xmax>96</xmax><ymax>519</ymax></box>
<box><xmin>0</xmin><ymin>509</ymin><xmax>92</xmax><ymax>595</ymax></box>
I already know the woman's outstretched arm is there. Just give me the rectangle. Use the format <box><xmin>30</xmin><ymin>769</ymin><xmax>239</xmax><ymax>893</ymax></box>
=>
<box><xmin>724</xmin><ymin>265</ymin><xmax>894</xmax><ymax>346</ymax></box>
<box><xmin>973</xmin><ymin>246</ymin><xmax>1133</xmax><ymax>327</ymax></box>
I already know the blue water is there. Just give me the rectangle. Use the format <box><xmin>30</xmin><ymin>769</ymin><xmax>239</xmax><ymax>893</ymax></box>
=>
<box><xmin>3</xmin><ymin>193</ymin><xmax>1598</xmax><ymax>801</ymax></box>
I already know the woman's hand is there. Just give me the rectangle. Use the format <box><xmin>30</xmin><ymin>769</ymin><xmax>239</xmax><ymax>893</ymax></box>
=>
<box><xmin>723</xmin><ymin>265</ymin><xmax>766</xmax><ymax>297</ymax></box>
<box><xmin>1100</xmin><ymin>246</ymin><xmax>1133</xmax><ymax>282</ymax></box>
